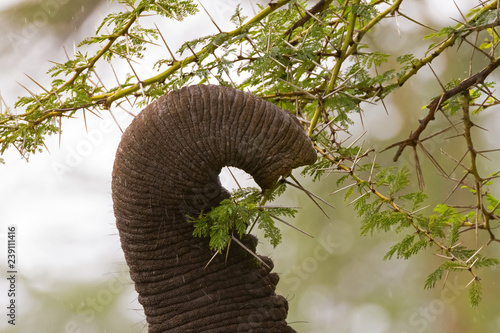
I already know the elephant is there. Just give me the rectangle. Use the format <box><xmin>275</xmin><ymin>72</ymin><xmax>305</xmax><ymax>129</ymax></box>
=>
<box><xmin>111</xmin><ymin>84</ymin><xmax>317</xmax><ymax>332</ymax></box>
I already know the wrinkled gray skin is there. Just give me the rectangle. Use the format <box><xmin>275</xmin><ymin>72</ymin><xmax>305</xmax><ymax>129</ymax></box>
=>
<box><xmin>112</xmin><ymin>85</ymin><xmax>317</xmax><ymax>332</ymax></box>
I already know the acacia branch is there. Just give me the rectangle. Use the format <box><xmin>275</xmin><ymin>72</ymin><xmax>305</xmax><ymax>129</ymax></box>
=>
<box><xmin>307</xmin><ymin>0</ymin><xmax>404</xmax><ymax>137</ymax></box>
<box><xmin>393</xmin><ymin>0</ymin><xmax>498</xmax><ymax>90</ymax></box>
<box><xmin>308</xmin><ymin>0</ymin><xmax>360</xmax><ymax>137</ymax></box>
<box><xmin>91</xmin><ymin>0</ymin><xmax>294</xmax><ymax>107</ymax></box>
<box><xmin>62</xmin><ymin>14</ymin><xmax>139</xmax><ymax>92</ymax></box>
<box><xmin>314</xmin><ymin>143</ymin><xmax>448</xmax><ymax>251</ymax></box>
<box><xmin>314</xmin><ymin>142</ymin><xmax>493</xmax><ymax>287</ymax></box>
<box><xmin>384</xmin><ymin>56</ymin><xmax>500</xmax><ymax>161</ymax></box>
<box><xmin>462</xmin><ymin>90</ymin><xmax>500</xmax><ymax>243</ymax></box>
<box><xmin>284</xmin><ymin>0</ymin><xmax>332</xmax><ymax>37</ymax></box>
<box><xmin>0</xmin><ymin>0</ymin><xmax>293</xmax><ymax>149</ymax></box>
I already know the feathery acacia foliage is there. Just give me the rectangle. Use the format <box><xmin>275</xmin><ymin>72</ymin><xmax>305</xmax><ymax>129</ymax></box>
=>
<box><xmin>188</xmin><ymin>186</ymin><xmax>296</xmax><ymax>252</ymax></box>
<box><xmin>2</xmin><ymin>0</ymin><xmax>500</xmax><ymax>306</ymax></box>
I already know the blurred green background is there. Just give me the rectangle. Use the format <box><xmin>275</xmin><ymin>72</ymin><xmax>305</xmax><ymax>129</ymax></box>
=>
<box><xmin>1</xmin><ymin>1</ymin><xmax>499</xmax><ymax>332</ymax></box>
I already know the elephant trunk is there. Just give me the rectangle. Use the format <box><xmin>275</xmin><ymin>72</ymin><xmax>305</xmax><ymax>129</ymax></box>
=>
<box><xmin>112</xmin><ymin>85</ymin><xmax>317</xmax><ymax>332</ymax></box>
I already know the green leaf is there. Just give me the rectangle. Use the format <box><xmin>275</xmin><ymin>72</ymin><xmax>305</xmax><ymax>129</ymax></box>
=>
<box><xmin>425</xmin><ymin>261</ymin><xmax>466</xmax><ymax>289</ymax></box>
<box><xmin>425</xmin><ymin>264</ymin><xmax>445</xmax><ymax>290</ymax></box>
<box><xmin>424</xmin><ymin>26</ymin><xmax>456</xmax><ymax>40</ymax></box>
<box><xmin>399</xmin><ymin>191</ymin><xmax>427</xmax><ymax>211</ymax></box>
<box><xmin>486</xmin><ymin>193</ymin><xmax>499</xmax><ymax>212</ymax></box>
<box><xmin>360</xmin><ymin>208</ymin><xmax>409</xmax><ymax>236</ymax></box>
<box><xmin>448</xmin><ymin>218</ymin><xmax>461</xmax><ymax>246</ymax></box>
<box><xmin>258</xmin><ymin>211</ymin><xmax>282</xmax><ymax>248</ymax></box>
<box><xmin>469</xmin><ymin>279</ymin><xmax>482</xmax><ymax>307</ymax></box>
<box><xmin>384</xmin><ymin>234</ymin><xmax>428</xmax><ymax>260</ymax></box>
<box><xmin>473</xmin><ymin>256</ymin><xmax>499</xmax><ymax>269</ymax></box>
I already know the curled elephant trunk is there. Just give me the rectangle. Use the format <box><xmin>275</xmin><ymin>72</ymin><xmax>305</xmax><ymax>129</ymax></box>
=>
<box><xmin>111</xmin><ymin>85</ymin><xmax>317</xmax><ymax>332</ymax></box>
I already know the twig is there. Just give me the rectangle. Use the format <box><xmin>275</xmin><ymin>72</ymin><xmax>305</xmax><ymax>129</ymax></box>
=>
<box><xmin>384</xmin><ymin>56</ymin><xmax>500</xmax><ymax>161</ymax></box>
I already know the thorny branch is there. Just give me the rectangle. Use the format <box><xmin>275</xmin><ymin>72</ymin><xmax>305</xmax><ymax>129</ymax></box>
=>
<box><xmin>0</xmin><ymin>0</ymin><xmax>295</xmax><ymax>151</ymax></box>
<box><xmin>284</xmin><ymin>0</ymin><xmax>332</xmax><ymax>37</ymax></box>
<box><xmin>291</xmin><ymin>0</ymin><xmax>500</xmax><ymax>303</ymax></box>
<box><xmin>462</xmin><ymin>91</ymin><xmax>500</xmax><ymax>244</ymax></box>
<box><xmin>384</xmin><ymin>56</ymin><xmax>500</xmax><ymax>161</ymax></box>
<box><xmin>92</xmin><ymin>0</ymin><xmax>295</xmax><ymax>107</ymax></box>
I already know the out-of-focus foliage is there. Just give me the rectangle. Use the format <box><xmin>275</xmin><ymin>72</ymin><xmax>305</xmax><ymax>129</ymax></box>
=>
<box><xmin>0</xmin><ymin>0</ymin><xmax>105</xmax><ymax>51</ymax></box>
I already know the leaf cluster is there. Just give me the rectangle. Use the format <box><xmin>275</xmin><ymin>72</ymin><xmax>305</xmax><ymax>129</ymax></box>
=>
<box><xmin>188</xmin><ymin>187</ymin><xmax>297</xmax><ymax>252</ymax></box>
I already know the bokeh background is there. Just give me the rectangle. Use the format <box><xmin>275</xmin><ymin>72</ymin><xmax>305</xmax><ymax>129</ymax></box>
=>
<box><xmin>1</xmin><ymin>1</ymin><xmax>500</xmax><ymax>332</ymax></box>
